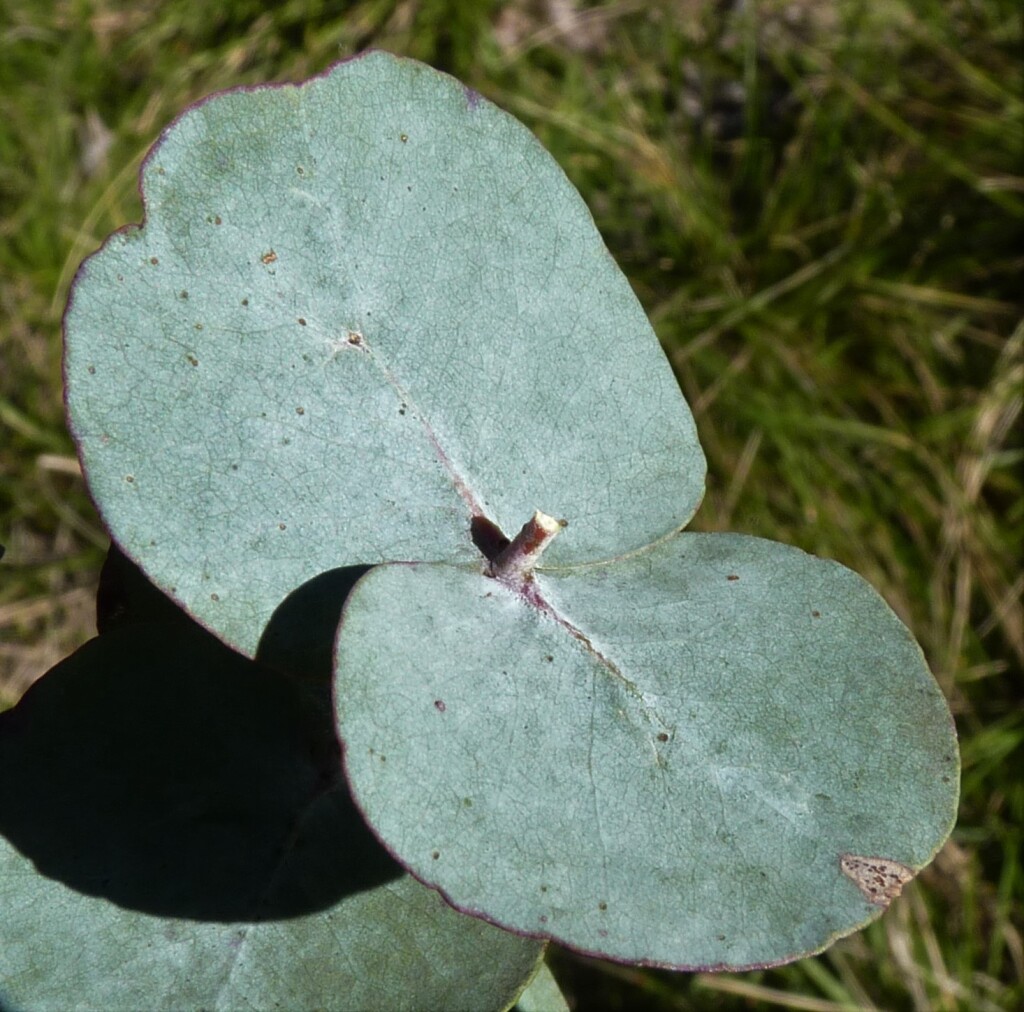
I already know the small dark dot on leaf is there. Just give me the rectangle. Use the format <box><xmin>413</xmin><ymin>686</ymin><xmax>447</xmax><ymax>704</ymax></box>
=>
<box><xmin>657</xmin><ymin>732</ymin><xmax>669</xmax><ymax>742</ymax></box>
<box><xmin>727</xmin><ymin>574</ymin><xmax>740</xmax><ymax>581</ymax></box>
<box><xmin>149</xmin><ymin>257</ymin><xmax>159</xmax><ymax>265</ymax></box>
<box><xmin>298</xmin><ymin>317</ymin><xmax>306</xmax><ymax>325</ymax></box>
<box><xmin>214</xmin><ymin>215</ymin><xmax>222</xmax><ymax>225</ymax></box>
<box><xmin>539</xmin><ymin>915</ymin><xmax>548</xmax><ymax>924</ymax></box>
<box><xmin>241</xmin><ymin>298</ymin><xmax>249</xmax><ymax>306</ymax></box>
<box><xmin>540</xmin><ymin>884</ymin><xmax>548</xmax><ymax>893</ymax></box>
<box><xmin>400</xmin><ymin>133</ymin><xmax>408</xmax><ymax>142</ymax></box>
<box><xmin>210</xmin><ymin>593</ymin><xmax>219</xmax><ymax>602</ymax></box>
<box><xmin>296</xmin><ymin>407</ymin><xmax>305</xmax><ymax>415</ymax></box>
<box><xmin>124</xmin><ymin>475</ymin><xmax>134</xmax><ymax>483</ymax></box>
<box><xmin>87</xmin><ymin>365</ymin><xmax>96</xmax><ymax>375</ymax></box>
<box><xmin>431</xmin><ymin>850</ymin><xmax>440</xmax><ymax>860</ymax></box>
<box><xmin>186</xmin><ymin>354</ymin><xmax>198</xmax><ymax>367</ymax></box>
<box><xmin>812</xmin><ymin>610</ymin><xmax>821</xmax><ymax>618</ymax></box>
<box><xmin>598</xmin><ymin>901</ymin><xmax>608</xmax><ymax>911</ymax></box>
<box><xmin>278</xmin><ymin>523</ymin><xmax>286</xmax><ymax>531</ymax></box>
<box><xmin>434</xmin><ymin>699</ymin><xmax>446</xmax><ymax>712</ymax></box>
<box><xmin>194</xmin><ymin>323</ymin><xmax>203</xmax><ymax>331</ymax></box>
<box><xmin>179</xmin><ymin>290</ymin><xmax>188</xmax><ymax>299</ymax></box>
<box><xmin>544</xmin><ymin>655</ymin><xmax>554</xmax><ymax>662</ymax></box>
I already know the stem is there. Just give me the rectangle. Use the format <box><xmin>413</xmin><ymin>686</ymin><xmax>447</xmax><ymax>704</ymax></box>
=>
<box><xmin>490</xmin><ymin>510</ymin><xmax>565</xmax><ymax>584</ymax></box>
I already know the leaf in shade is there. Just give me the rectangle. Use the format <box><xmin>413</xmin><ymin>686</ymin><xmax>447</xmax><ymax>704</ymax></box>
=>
<box><xmin>0</xmin><ymin>622</ymin><xmax>542</xmax><ymax>1010</ymax></box>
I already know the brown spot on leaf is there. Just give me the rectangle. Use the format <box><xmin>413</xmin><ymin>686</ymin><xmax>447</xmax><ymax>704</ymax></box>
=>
<box><xmin>261</xmin><ymin>250</ymin><xmax>277</xmax><ymax>265</ymax></box>
<box><xmin>149</xmin><ymin>256</ymin><xmax>159</xmax><ymax>265</ymax></box>
<box><xmin>297</xmin><ymin>317</ymin><xmax>307</xmax><ymax>326</ymax></box>
<box><xmin>726</xmin><ymin>574</ymin><xmax>740</xmax><ymax>581</ymax></box>
<box><xmin>434</xmin><ymin>699</ymin><xmax>446</xmax><ymax>712</ymax></box>
<box><xmin>295</xmin><ymin>407</ymin><xmax>305</xmax><ymax>415</ymax></box>
<box><xmin>400</xmin><ymin>133</ymin><xmax>408</xmax><ymax>142</ymax></box>
<box><xmin>186</xmin><ymin>354</ymin><xmax>199</xmax><ymax>367</ymax></box>
<box><xmin>657</xmin><ymin>732</ymin><xmax>669</xmax><ymax>742</ymax></box>
<box><xmin>840</xmin><ymin>853</ymin><xmax>914</xmax><ymax>906</ymax></box>
<box><xmin>812</xmin><ymin>610</ymin><xmax>821</xmax><ymax>618</ymax></box>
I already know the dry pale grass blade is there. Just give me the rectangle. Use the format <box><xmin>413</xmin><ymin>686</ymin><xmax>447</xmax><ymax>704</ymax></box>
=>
<box><xmin>938</xmin><ymin>321</ymin><xmax>1024</xmax><ymax>677</ymax></box>
<box><xmin>693</xmin><ymin>974</ymin><xmax>871</xmax><ymax>1011</ymax></box>
<box><xmin>0</xmin><ymin>586</ymin><xmax>96</xmax><ymax>707</ymax></box>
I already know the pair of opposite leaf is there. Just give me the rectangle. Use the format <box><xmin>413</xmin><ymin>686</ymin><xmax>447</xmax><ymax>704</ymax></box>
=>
<box><xmin>57</xmin><ymin>50</ymin><xmax>958</xmax><ymax>974</ymax></box>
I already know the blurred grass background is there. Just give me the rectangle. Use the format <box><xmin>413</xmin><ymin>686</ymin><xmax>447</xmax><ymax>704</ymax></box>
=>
<box><xmin>0</xmin><ymin>0</ymin><xmax>1020</xmax><ymax>1008</ymax></box>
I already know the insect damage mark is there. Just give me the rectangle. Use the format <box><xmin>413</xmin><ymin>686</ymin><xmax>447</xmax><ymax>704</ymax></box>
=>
<box><xmin>840</xmin><ymin>853</ymin><xmax>914</xmax><ymax>906</ymax></box>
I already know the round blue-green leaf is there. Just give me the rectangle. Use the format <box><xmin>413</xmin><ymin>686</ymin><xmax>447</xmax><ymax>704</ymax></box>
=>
<box><xmin>334</xmin><ymin>533</ymin><xmax>959</xmax><ymax>969</ymax></box>
<box><xmin>0</xmin><ymin>624</ymin><xmax>543</xmax><ymax>1010</ymax></box>
<box><xmin>63</xmin><ymin>51</ymin><xmax>704</xmax><ymax>657</ymax></box>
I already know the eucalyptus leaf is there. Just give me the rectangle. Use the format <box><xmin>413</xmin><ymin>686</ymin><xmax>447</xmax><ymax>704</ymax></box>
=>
<box><xmin>0</xmin><ymin>623</ymin><xmax>543</xmax><ymax>1010</ymax></box>
<box><xmin>335</xmin><ymin>533</ymin><xmax>959</xmax><ymax>969</ymax></box>
<box><xmin>514</xmin><ymin>963</ymin><xmax>570</xmax><ymax>1012</ymax></box>
<box><xmin>63</xmin><ymin>50</ymin><xmax>704</xmax><ymax>657</ymax></box>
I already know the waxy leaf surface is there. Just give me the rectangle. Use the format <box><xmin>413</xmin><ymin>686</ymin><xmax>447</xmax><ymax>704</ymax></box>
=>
<box><xmin>63</xmin><ymin>51</ymin><xmax>704</xmax><ymax>656</ymax></box>
<box><xmin>0</xmin><ymin>624</ymin><xmax>543</xmax><ymax>1010</ymax></box>
<box><xmin>335</xmin><ymin>533</ymin><xmax>960</xmax><ymax>969</ymax></box>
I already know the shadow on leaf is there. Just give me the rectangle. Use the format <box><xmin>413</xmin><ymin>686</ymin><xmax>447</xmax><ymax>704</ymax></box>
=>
<box><xmin>0</xmin><ymin>551</ymin><xmax>400</xmax><ymax>921</ymax></box>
